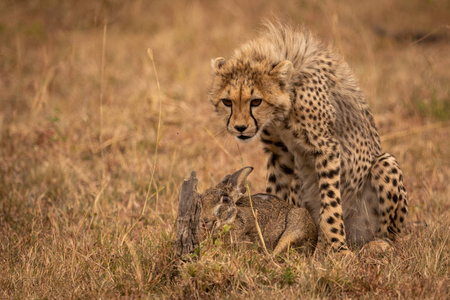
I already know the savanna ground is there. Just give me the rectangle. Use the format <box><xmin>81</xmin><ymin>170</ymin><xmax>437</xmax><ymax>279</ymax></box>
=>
<box><xmin>1</xmin><ymin>0</ymin><xmax>449</xmax><ymax>298</ymax></box>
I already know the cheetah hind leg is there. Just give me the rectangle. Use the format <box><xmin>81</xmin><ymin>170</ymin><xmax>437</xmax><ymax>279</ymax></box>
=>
<box><xmin>370</xmin><ymin>153</ymin><xmax>408</xmax><ymax>241</ymax></box>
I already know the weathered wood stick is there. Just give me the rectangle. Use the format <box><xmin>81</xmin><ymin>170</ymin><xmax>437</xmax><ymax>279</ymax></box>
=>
<box><xmin>175</xmin><ymin>171</ymin><xmax>201</xmax><ymax>259</ymax></box>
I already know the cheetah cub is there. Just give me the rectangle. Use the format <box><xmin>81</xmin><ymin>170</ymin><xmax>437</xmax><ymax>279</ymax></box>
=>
<box><xmin>200</xmin><ymin>167</ymin><xmax>317</xmax><ymax>255</ymax></box>
<box><xmin>209</xmin><ymin>22</ymin><xmax>408</xmax><ymax>253</ymax></box>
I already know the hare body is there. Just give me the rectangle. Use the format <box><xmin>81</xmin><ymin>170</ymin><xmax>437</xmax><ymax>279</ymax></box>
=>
<box><xmin>200</xmin><ymin>167</ymin><xmax>317</xmax><ymax>255</ymax></box>
<box><xmin>234</xmin><ymin>193</ymin><xmax>317</xmax><ymax>254</ymax></box>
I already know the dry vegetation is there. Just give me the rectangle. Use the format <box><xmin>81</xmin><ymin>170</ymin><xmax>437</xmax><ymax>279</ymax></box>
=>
<box><xmin>1</xmin><ymin>0</ymin><xmax>449</xmax><ymax>298</ymax></box>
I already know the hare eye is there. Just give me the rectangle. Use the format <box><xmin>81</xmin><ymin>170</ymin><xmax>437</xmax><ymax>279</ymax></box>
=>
<box><xmin>222</xmin><ymin>195</ymin><xmax>230</xmax><ymax>203</ymax></box>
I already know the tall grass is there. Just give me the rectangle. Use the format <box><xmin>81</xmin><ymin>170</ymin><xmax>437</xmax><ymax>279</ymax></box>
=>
<box><xmin>0</xmin><ymin>0</ymin><xmax>449</xmax><ymax>298</ymax></box>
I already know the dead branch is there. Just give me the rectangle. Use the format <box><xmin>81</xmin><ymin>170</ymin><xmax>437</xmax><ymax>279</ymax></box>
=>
<box><xmin>175</xmin><ymin>171</ymin><xmax>202</xmax><ymax>260</ymax></box>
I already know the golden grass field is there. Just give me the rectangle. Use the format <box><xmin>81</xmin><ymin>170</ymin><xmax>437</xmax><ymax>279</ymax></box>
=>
<box><xmin>1</xmin><ymin>0</ymin><xmax>449</xmax><ymax>298</ymax></box>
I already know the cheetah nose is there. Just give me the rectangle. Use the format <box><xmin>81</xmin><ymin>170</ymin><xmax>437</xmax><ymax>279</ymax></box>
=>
<box><xmin>234</xmin><ymin>125</ymin><xmax>248</xmax><ymax>133</ymax></box>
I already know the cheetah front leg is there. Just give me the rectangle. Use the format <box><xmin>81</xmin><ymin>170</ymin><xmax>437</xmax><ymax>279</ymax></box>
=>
<box><xmin>314</xmin><ymin>138</ymin><xmax>349</xmax><ymax>253</ymax></box>
<box><xmin>261</xmin><ymin>130</ymin><xmax>295</xmax><ymax>202</ymax></box>
<box><xmin>370</xmin><ymin>153</ymin><xmax>408</xmax><ymax>241</ymax></box>
<box><xmin>288</xmin><ymin>167</ymin><xmax>304</xmax><ymax>206</ymax></box>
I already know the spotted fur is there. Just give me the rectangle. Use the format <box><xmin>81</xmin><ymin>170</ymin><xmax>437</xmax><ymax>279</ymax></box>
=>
<box><xmin>208</xmin><ymin>22</ymin><xmax>408</xmax><ymax>252</ymax></box>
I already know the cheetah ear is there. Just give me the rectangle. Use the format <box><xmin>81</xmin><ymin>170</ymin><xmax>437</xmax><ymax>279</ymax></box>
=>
<box><xmin>269</xmin><ymin>60</ymin><xmax>293</xmax><ymax>85</ymax></box>
<box><xmin>212</xmin><ymin>57</ymin><xmax>227</xmax><ymax>72</ymax></box>
<box><xmin>219</xmin><ymin>167</ymin><xmax>254</xmax><ymax>199</ymax></box>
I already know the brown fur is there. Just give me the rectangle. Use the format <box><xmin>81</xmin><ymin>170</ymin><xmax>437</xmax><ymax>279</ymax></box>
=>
<box><xmin>200</xmin><ymin>167</ymin><xmax>317</xmax><ymax>255</ymax></box>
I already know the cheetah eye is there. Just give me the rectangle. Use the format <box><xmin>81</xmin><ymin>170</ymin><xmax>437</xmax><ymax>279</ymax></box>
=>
<box><xmin>250</xmin><ymin>98</ymin><xmax>262</xmax><ymax>107</ymax></box>
<box><xmin>222</xmin><ymin>99</ymin><xmax>232</xmax><ymax>107</ymax></box>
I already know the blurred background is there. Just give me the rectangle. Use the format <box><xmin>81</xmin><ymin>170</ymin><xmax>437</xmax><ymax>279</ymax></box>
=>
<box><xmin>0</xmin><ymin>0</ymin><xmax>449</xmax><ymax>297</ymax></box>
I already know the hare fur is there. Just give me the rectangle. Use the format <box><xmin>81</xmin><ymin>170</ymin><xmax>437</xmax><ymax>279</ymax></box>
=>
<box><xmin>199</xmin><ymin>167</ymin><xmax>317</xmax><ymax>255</ymax></box>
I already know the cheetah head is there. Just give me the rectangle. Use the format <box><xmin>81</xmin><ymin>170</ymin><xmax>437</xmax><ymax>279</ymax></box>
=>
<box><xmin>209</xmin><ymin>57</ymin><xmax>292</xmax><ymax>142</ymax></box>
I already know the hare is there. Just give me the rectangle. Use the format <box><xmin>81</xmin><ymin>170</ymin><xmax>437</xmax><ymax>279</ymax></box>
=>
<box><xmin>200</xmin><ymin>167</ymin><xmax>317</xmax><ymax>255</ymax></box>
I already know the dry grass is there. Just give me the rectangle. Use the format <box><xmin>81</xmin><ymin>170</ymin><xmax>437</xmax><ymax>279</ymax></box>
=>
<box><xmin>0</xmin><ymin>0</ymin><xmax>449</xmax><ymax>298</ymax></box>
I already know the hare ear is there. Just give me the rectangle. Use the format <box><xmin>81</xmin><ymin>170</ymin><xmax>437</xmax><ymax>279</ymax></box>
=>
<box><xmin>218</xmin><ymin>175</ymin><xmax>231</xmax><ymax>188</ymax></box>
<box><xmin>212</xmin><ymin>57</ymin><xmax>227</xmax><ymax>72</ymax></box>
<box><xmin>227</xmin><ymin>167</ymin><xmax>254</xmax><ymax>197</ymax></box>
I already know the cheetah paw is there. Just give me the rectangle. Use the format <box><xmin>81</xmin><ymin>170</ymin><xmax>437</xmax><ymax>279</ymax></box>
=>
<box><xmin>333</xmin><ymin>248</ymin><xmax>355</xmax><ymax>260</ymax></box>
<box><xmin>362</xmin><ymin>239</ymin><xmax>393</xmax><ymax>255</ymax></box>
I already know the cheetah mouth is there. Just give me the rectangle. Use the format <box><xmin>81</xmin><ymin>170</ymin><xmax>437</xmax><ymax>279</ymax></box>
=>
<box><xmin>235</xmin><ymin>131</ymin><xmax>260</xmax><ymax>143</ymax></box>
<box><xmin>237</xmin><ymin>135</ymin><xmax>252</xmax><ymax>140</ymax></box>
